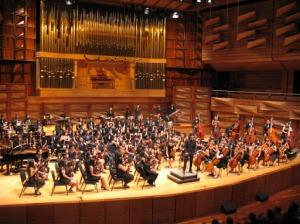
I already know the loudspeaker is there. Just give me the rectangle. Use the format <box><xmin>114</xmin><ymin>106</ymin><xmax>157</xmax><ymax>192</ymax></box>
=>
<box><xmin>256</xmin><ymin>191</ymin><xmax>269</xmax><ymax>202</ymax></box>
<box><xmin>221</xmin><ymin>201</ymin><xmax>237</xmax><ymax>214</ymax></box>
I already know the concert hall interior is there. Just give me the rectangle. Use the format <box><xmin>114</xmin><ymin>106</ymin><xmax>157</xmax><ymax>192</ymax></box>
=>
<box><xmin>0</xmin><ymin>0</ymin><xmax>300</xmax><ymax>224</ymax></box>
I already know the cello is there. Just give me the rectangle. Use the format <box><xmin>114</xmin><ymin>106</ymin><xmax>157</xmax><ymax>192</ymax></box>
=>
<box><xmin>248</xmin><ymin>145</ymin><xmax>260</xmax><ymax>168</ymax></box>
<box><xmin>228</xmin><ymin>145</ymin><xmax>243</xmax><ymax>173</ymax></box>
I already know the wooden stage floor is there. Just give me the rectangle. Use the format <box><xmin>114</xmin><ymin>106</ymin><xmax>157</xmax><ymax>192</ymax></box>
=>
<box><xmin>0</xmin><ymin>155</ymin><xmax>299</xmax><ymax>206</ymax></box>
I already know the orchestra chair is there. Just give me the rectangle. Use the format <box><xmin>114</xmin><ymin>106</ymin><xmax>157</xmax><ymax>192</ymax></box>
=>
<box><xmin>133</xmin><ymin>162</ymin><xmax>140</xmax><ymax>182</ymax></box>
<box><xmin>50</xmin><ymin>170</ymin><xmax>69</xmax><ymax>196</ymax></box>
<box><xmin>79</xmin><ymin>165</ymin><xmax>99</xmax><ymax>195</ymax></box>
<box><xmin>109</xmin><ymin>166</ymin><xmax>124</xmax><ymax>191</ymax></box>
<box><xmin>79</xmin><ymin>162</ymin><xmax>85</xmax><ymax>186</ymax></box>
<box><xmin>135</xmin><ymin>166</ymin><xmax>152</xmax><ymax>190</ymax></box>
<box><xmin>54</xmin><ymin>162</ymin><xmax>60</xmax><ymax>180</ymax></box>
<box><xmin>19</xmin><ymin>170</ymin><xmax>36</xmax><ymax>198</ymax></box>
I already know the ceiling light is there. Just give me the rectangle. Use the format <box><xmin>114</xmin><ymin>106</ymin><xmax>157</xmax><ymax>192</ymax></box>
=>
<box><xmin>172</xmin><ymin>12</ymin><xmax>179</xmax><ymax>19</ymax></box>
<box><xmin>144</xmin><ymin>7</ymin><xmax>149</xmax><ymax>15</ymax></box>
<box><xmin>66</xmin><ymin>0</ymin><xmax>72</xmax><ymax>5</ymax></box>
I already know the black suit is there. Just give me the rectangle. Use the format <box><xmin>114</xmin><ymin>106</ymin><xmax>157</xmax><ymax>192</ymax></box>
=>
<box><xmin>183</xmin><ymin>138</ymin><xmax>196</xmax><ymax>172</ymax></box>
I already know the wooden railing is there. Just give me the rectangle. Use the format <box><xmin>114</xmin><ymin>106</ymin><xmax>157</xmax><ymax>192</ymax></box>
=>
<box><xmin>212</xmin><ymin>90</ymin><xmax>300</xmax><ymax>101</ymax></box>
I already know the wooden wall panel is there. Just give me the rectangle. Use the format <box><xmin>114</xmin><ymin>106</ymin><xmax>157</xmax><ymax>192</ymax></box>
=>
<box><xmin>105</xmin><ymin>200</ymin><xmax>130</xmax><ymax>224</ymax></box>
<box><xmin>27</xmin><ymin>204</ymin><xmax>54</xmax><ymax>224</ymax></box>
<box><xmin>153</xmin><ymin>196</ymin><xmax>175</xmax><ymax>224</ymax></box>
<box><xmin>0</xmin><ymin>205</ymin><xmax>27</xmax><ymax>224</ymax></box>
<box><xmin>129</xmin><ymin>198</ymin><xmax>153</xmax><ymax>224</ymax></box>
<box><xmin>175</xmin><ymin>193</ymin><xmax>197</xmax><ymax>222</ymax></box>
<box><xmin>195</xmin><ymin>189</ymin><xmax>215</xmax><ymax>217</ymax></box>
<box><xmin>213</xmin><ymin>185</ymin><xmax>233</xmax><ymax>213</ymax></box>
<box><xmin>80</xmin><ymin>201</ymin><xmax>105</xmax><ymax>224</ymax></box>
<box><xmin>54</xmin><ymin>203</ymin><xmax>79</xmax><ymax>224</ymax></box>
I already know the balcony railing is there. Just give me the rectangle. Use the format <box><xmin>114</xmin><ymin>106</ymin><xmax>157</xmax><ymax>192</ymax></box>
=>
<box><xmin>212</xmin><ymin>90</ymin><xmax>300</xmax><ymax>101</ymax></box>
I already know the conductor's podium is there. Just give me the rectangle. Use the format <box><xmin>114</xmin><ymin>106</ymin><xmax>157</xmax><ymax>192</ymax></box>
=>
<box><xmin>168</xmin><ymin>169</ymin><xmax>200</xmax><ymax>184</ymax></box>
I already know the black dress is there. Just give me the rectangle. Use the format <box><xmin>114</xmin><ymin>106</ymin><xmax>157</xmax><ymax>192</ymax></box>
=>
<box><xmin>115</xmin><ymin>155</ymin><xmax>133</xmax><ymax>184</ymax></box>
<box><xmin>86</xmin><ymin>161</ymin><xmax>100</xmax><ymax>182</ymax></box>
<box><xmin>59</xmin><ymin>167</ymin><xmax>71</xmax><ymax>185</ymax></box>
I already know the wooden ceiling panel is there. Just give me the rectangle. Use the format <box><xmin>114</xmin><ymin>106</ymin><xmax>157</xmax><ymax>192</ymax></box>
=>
<box><xmin>91</xmin><ymin>0</ymin><xmax>192</xmax><ymax>11</ymax></box>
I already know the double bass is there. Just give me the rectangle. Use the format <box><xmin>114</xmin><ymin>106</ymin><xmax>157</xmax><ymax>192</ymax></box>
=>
<box><xmin>286</xmin><ymin>122</ymin><xmax>295</xmax><ymax>149</ymax></box>
<box><xmin>231</xmin><ymin>118</ymin><xmax>240</xmax><ymax>140</ymax></box>
<box><xmin>245</xmin><ymin>117</ymin><xmax>256</xmax><ymax>144</ymax></box>
<box><xmin>197</xmin><ymin>122</ymin><xmax>205</xmax><ymax>140</ymax></box>
<box><xmin>268</xmin><ymin>118</ymin><xmax>279</xmax><ymax>144</ymax></box>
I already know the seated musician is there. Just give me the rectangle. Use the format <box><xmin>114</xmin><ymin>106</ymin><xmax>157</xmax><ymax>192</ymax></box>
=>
<box><xmin>58</xmin><ymin>160</ymin><xmax>80</xmax><ymax>192</ymax></box>
<box><xmin>115</xmin><ymin>148</ymin><xmax>134</xmax><ymax>188</ymax></box>
<box><xmin>106</xmin><ymin>107</ymin><xmax>115</xmax><ymax>118</ymax></box>
<box><xmin>138</xmin><ymin>156</ymin><xmax>158</xmax><ymax>186</ymax></box>
<box><xmin>124</xmin><ymin>108</ymin><xmax>132</xmax><ymax>120</ymax></box>
<box><xmin>27</xmin><ymin>160</ymin><xmax>45</xmax><ymax>195</ymax></box>
<box><xmin>12</xmin><ymin>114</ymin><xmax>22</xmax><ymax>134</ymax></box>
<box><xmin>0</xmin><ymin>114</ymin><xmax>5</xmax><ymax>139</ymax></box>
<box><xmin>167</xmin><ymin>104</ymin><xmax>176</xmax><ymax>115</ymax></box>
<box><xmin>85</xmin><ymin>158</ymin><xmax>109</xmax><ymax>190</ymax></box>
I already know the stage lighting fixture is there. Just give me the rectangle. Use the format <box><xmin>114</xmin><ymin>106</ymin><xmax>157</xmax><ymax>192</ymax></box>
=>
<box><xmin>144</xmin><ymin>7</ymin><xmax>150</xmax><ymax>15</ymax></box>
<box><xmin>172</xmin><ymin>12</ymin><xmax>179</xmax><ymax>19</ymax></box>
<box><xmin>66</xmin><ymin>0</ymin><xmax>72</xmax><ymax>5</ymax></box>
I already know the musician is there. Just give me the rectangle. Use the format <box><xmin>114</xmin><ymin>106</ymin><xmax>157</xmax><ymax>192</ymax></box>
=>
<box><xmin>167</xmin><ymin>104</ymin><xmax>176</xmax><ymax>115</ymax></box>
<box><xmin>12</xmin><ymin>114</ymin><xmax>22</xmax><ymax>134</ymax></box>
<box><xmin>58</xmin><ymin>160</ymin><xmax>79</xmax><ymax>192</ymax></box>
<box><xmin>138</xmin><ymin>156</ymin><xmax>158</xmax><ymax>186</ymax></box>
<box><xmin>183</xmin><ymin>134</ymin><xmax>196</xmax><ymax>173</ymax></box>
<box><xmin>27</xmin><ymin>160</ymin><xmax>45</xmax><ymax>195</ymax></box>
<box><xmin>134</xmin><ymin>105</ymin><xmax>142</xmax><ymax>122</ymax></box>
<box><xmin>115</xmin><ymin>148</ymin><xmax>134</xmax><ymax>188</ymax></box>
<box><xmin>0</xmin><ymin>114</ymin><xmax>5</xmax><ymax>139</ymax></box>
<box><xmin>85</xmin><ymin>158</ymin><xmax>109</xmax><ymax>190</ymax></box>
<box><xmin>124</xmin><ymin>108</ymin><xmax>132</xmax><ymax>120</ymax></box>
<box><xmin>281</xmin><ymin>122</ymin><xmax>292</xmax><ymax>144</ymax></box>
<box><xmin>107</xmin><ymin>107</ymin><xmax>115</xmax><ymax>118</ymax></box>
<box><xmin>263</xmin><ymin>119</ymin><xmax>272</xmax><ymax>138</ymax></box>
<box><xmin>211</xmin><ymin>115</ymin><xmax>221</xmax><ymax>142</ymax></box>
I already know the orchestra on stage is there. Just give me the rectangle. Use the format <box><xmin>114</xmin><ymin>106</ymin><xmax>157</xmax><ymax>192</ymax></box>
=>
<box><xmin>0</xmin><ymin>105</ymin><xmax>297</xmax><ymax>196</ymax></box>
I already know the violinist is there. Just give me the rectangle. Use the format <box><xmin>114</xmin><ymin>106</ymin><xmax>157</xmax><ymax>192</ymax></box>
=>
<box><xmin>115</xmin><ymin>148</ymin><xmax>134</xmax><ymax>188</ymax></box>
<box><xmin>86</xmin><ymin>158</ymin><xmax>109</xmax><ymax>190</ymax></box>
<box><xmin>27</xmin><ymin>160</ymin><xmax>45</xmax><ymax>195</ymax></box>
<box><xmin>58</xmin><ymin>160</ymin><xmax>80</xmax><ymax>192</ymax></box>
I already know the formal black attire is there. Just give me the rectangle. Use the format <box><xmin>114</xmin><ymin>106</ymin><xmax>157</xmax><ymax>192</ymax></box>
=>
<box><xmin>183</xmin><ymin>138</ymin><xmax>196</xmax><ymax>172</ymax></box>
<box><xmin>115</xmin><ymin>154</ymin><xmax>133</xmax><ymax>184</ymax></box>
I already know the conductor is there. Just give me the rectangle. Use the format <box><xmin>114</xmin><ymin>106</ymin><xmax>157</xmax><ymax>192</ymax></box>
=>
<box><xmin>183</xmin><ymin>134</ymin><xmax>196</xmax><ymax>173</ymax></box>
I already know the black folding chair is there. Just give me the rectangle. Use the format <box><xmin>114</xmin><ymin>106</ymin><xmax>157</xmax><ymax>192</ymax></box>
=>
<box><xmin>79</xmin><ymin>165</ymin><xmax>99</xmax><ymax>195</ymax></box>
<box><xmin>109</xmin><ymin>166</ymin><xmax>124</xmax><ymax>191</ymax></box>
<box><xmin>19</xmin><ymin>170</ymin><xmax>36</xmax><ymax>197</ymax></box>
<box><xmin>50</xmin><ymin>170</ymin><xmax>69</xmax><ymax>196</ymax></box>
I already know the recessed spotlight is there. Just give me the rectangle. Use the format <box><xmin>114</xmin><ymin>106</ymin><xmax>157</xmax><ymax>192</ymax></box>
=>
<box><xmin>172</xmin><ymin>12</ymin><xmax>179</xmax><ymax>19</ymax></box>
<box><xmin>144</xmin><ymin>7</ymin><xmax>150</xmax><ymax>15</ymax></box>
